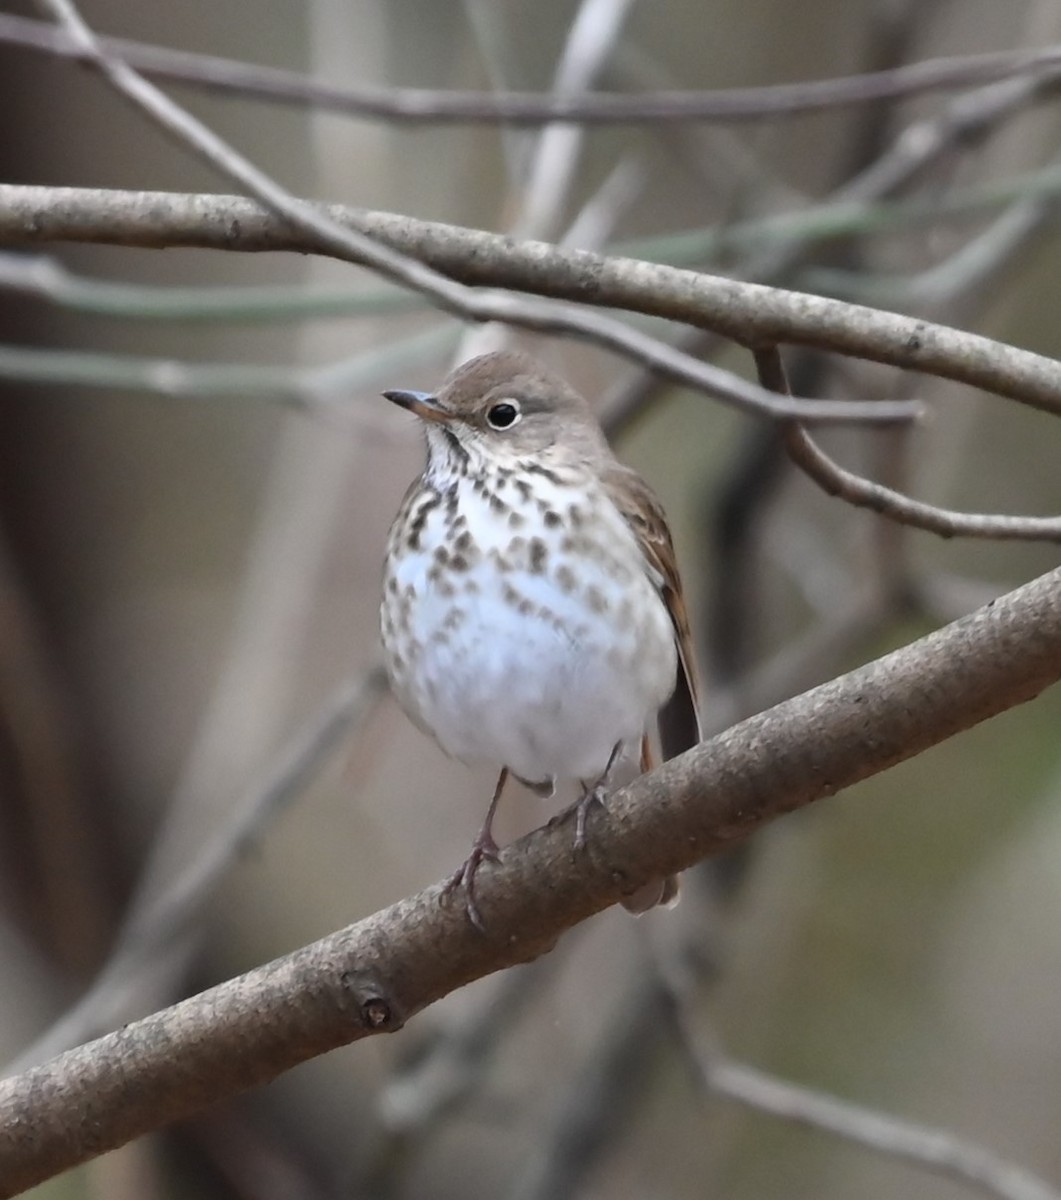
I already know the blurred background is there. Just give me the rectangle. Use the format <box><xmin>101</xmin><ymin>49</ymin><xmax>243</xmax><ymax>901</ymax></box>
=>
<box><xmin>1</xmin><ymin>0</ymin><xmax>1061</xmax><ymax>1196</ymax></box>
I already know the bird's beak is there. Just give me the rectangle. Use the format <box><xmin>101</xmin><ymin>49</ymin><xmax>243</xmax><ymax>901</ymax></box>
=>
<box><xmin>382</xmin><ymin>389</ymin><xmax>453</xmax><ymax>424</ymax></box>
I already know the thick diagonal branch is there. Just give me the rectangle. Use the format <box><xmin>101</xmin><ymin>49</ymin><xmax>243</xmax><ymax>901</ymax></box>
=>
<box><xmin>0</xmin><ymin>566</ymin><xmax>1058</xmax><ymax>1197</ymax></box>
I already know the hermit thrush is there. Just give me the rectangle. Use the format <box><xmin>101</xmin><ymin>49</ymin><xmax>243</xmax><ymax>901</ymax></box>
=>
<box><xmin>380</xmin><ymin>350</ymin><xmax>701</xmax><ymax>928</ymax></box>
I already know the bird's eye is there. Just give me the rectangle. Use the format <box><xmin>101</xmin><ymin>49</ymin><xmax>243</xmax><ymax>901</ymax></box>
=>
<box><xmin>486</xmin><ymin>400</ymin><xmax>521</xmax><ymax>430</ymax></box>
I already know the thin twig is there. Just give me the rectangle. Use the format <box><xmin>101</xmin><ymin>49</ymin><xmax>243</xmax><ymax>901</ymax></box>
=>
<box><xmin>0</xmin><ymin>250</ymin><xmax>418</xmax><ymax>322</ymax></box>
<box><xmin>621</xmin><ymin>161</ymin><xmax>1061</xmax><ymax>266</ymax></box>
<box><xmin>752</xmin><ymin>347</ymin><xmax>1061</xmax><ymax>545</ymax></box>
<box><xmin>803</xmin><ymin>194</ymin><xmax>1058</xmax><ymax>306</ymax></box>
<box><xmin>662</xmin><ymin>925</ymin><xmax>1061</xmax><ymax>1200</ymax></box>
<box><xmin>0</xmin><ymin>325</ymin><xmax>452</xmax><ymax>408</ymax></box>
<box><xmin>601</xmin><ymin>72</ymin><xmax>1054</xmax><ymax>435</ymax></box>
<box><xmin>704</xmin><ymin>1057</ymin><xmax>1060</xmax><ymax>1200</ymax></box>
<box><xmin>4</xmin><ymin>12</ymin><xmax>1061</xmax><ymax>124</ymax></box>
<box><xmin>784</xmin><ymin>422</ymin><xmax>1061</xmax><ymax>542</ymax></box>
<box><xmin>0</xmin><ymin>342</ymin><xmax>311</xmax><ymax>402</ymax></box>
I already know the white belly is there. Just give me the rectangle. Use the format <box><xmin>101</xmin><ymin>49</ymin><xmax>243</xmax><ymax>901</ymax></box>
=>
<box><xmin>381</xmin><ymin>472</ymin><xmax>676</xmax><ymax>785</ymax></box>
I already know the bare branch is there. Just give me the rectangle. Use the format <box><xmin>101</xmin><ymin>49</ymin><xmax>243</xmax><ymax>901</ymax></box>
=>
<box><xmin>0</xmin><ymin>250</ymin><xmax>418</xmax><ymax>322</ymax></box>
<box><xmin>5</xmin><ymin>184</ymin><xmax>1061</xmax><ymax>424</ymax></box>
<box><xmin>661</xmin><ymin>880</ymin><xmax>1061</xmax><ymax>1200</ymax></box>
<box><xmin>0</xmin><ymin>342</ymin><xmax>310</xmax><ymax>402</ymax></box>
<box><xmin>0</xmin><ymin>565</ymin><xmax>1058</xmax><ymax>1195</ymax></box>
<box><xmin>3</xmin><ymin>12</ymin><xmax>1061</xmax><ymax>125</ymax></box>
<box><xmin>702</xmin><ymin>1059</ymin><xmax>1061</xmax><ymax>1200</ymax></box>
<box><xmin>16</xmin><ymin>4</ymin><xmax>1060</xmax><ymax>430</ymax></box>
<box><xmin>785</xmin><ymin>422</ymin><xmax>1061</xmax><ymax>543</ymax></box>
<box><xmin>600</xmin><ymin>72</ymin><xmax>1056</xmax><ymax>437</ymax></box>
<box><xmin>0</xmin><ymin>326</ymin><xmax>451</xmax><ymax>406</ymax></box>
<box><xmin>0</xmin><ymin>198</ymin><xmax>979</xmax><ymax>429</ymax></box>
<box><xmin>3</xmin><ymin>62</ymin><xmax>1045</xmax><ymax>407</ymax></box>
<box><xmin>623</xmin><ymin>164</ymin><xmax>1061</xmax><ymax>265</ymax></box>
<box><xmin>802</xmin><ymin>193</ymin><xmax>1057</xmax><ymax>307</ymax></box>
<box><xmin>752</xmin><ymin>346</ymin><xmax>1061</xmax><ymax>544</ymax></box>
<box><xmin>23</xmin><ymin>3</ymin><xmax>901</xmax><ymax>427</ymax></box>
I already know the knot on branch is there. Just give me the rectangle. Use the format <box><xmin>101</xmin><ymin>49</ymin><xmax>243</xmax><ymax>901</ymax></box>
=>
<box><xmin>339</xmin><ymin>970</ymin><xmax>405</xmax><ymax>1033</ymax></box>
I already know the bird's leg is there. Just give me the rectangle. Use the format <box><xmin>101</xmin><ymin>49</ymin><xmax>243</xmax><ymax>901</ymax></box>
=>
<box><xmin>444</xmin><ymin>767</ymin><xmax>508</xmax><ymax>932</ymax></box>
<box><xmin>571</xmin><ymin>740</ymin><xmax>625</xmax><ymax>851</ymax></box>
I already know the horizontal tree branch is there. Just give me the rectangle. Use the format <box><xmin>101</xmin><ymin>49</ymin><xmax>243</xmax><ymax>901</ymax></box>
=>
<box><xmin>3</xmin><ymin>12</ymin><xmax>1061</xmax><ymax>124</ymax></box>
<box><xmin>7</xmin><ymin>10</ymin><xmax>906</xmax><ymax>428</ymax></box>
<box><xmin>0</xmin><ymin>566</ymin><xmax>1059</xmax><ymax>1196</ymax></box>
<box><xmin>2</xmin><ymin>185</ymin><xmax>1060</xmax><ymax>422</ymax></box>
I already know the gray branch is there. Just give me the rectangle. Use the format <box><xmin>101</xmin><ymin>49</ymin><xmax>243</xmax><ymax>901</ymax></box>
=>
<box><xmin>4</xmin><ymin>183</ymin><xmax>1061</xmax><ymax>422</ymax></box>
<box><xmin>0</xmin><ymin>565</ymin><xmax>1058</xmax><ymax>1196</ymax></box>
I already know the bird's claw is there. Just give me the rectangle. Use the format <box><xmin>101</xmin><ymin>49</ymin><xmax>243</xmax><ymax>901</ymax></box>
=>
<box><xmin>442</xmin><ymin>834</ymin><xmax>501</xmax><ymax>933</ymax></box>
<box><xmin>573</xmin><ymin>783</ymin><xmax>609</xmax><ymax>852</ymax></box>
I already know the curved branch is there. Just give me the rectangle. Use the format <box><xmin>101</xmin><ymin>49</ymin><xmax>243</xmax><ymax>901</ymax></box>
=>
<box><xmin>785</xmin><ymin>422</ymin><xmax>1061</xmax><ymax>542</ymax></box>
<box><xmin>0</xmin><ymin>566</ymin><xmax>1059</xmax><ymax>1196</ymax></box>
<box><xmin>2</xmin><ymin>184</ymin><xmax>1060</xmax><ymax>421</ymax></box>
<box><xmin>750</xmin><ymin>345</ymin><xmax>1061</xmax><ymax>544</ymax></box>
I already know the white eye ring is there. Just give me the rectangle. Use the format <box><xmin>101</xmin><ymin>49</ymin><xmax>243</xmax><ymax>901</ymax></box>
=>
<box><xmin>486</xmin><ymin>399</ymin><xmax>522</xmax><ymax>430</ymax></box>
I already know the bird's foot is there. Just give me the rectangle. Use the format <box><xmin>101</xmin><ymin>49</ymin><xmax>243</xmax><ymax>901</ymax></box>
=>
<box><xmin>548</xmin><ymin>742</ymin><xmax>624</xmax><ymax>852</ymax></box>
<box><xmin>442</xmin><ymin>830</ymin><xmax>501</xmax><ymax>933</ymax></box>
<box><xmin>572</xmin><ymin>782</ymin><xmax>609</xmax><ymax>852</ymax></box>
<box><xmin>547</xmin><ymin>780</ymin><xmax>609</xmax><ymax>850</ymax></box>
<box><xmin>546</xmin><ymin>783</ymin><xmax>607</xmax><ymax>849</ymax></box>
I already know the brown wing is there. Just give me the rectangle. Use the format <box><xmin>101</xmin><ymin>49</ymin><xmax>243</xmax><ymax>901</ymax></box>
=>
<box><xmin>600</xmin><ymin>463</ymin><xmax>702</xmax><ymax>760</ymax></box>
